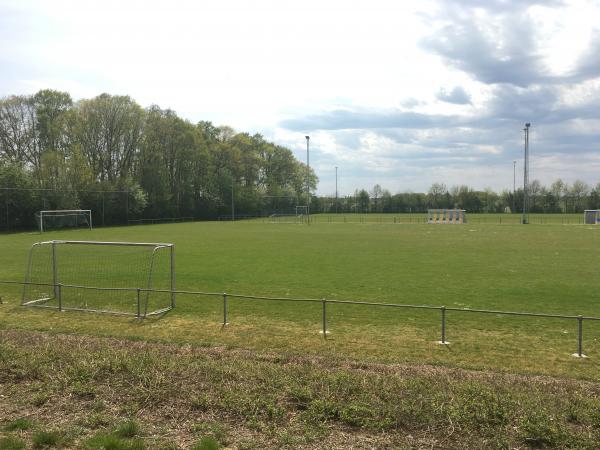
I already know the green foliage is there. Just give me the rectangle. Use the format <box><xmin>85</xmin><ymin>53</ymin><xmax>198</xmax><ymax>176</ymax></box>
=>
<box><xmin>84</xmin><ymin>433</ymin><xmax>145</xmax><ymax>450</ymax></box>
<box><xmin>113</xmin><ymin>420</ymin><xmax>140</xmax><ymax>438</ymax></box>
<box><xmin>0</xmin><ymin>90</ymin><xmax>316</xmax><ymax>228</ymax></box>
<box><xmin>2</xmin><ymin>418</ymin><xmax>33</xmax><ymax>431</ymax></box>
<box><xmin>0</xmin><ymin>436</ymin><xmax>26</xmax><ymax>450</ymax></box>
<box><xmin>190</xmin><ymin>437</ymin><xmax>221</xmax><ymax>450</ymax></box>
<box><xmin>31</xmin><ymin>431</ymin><xmax>63</xmax><ymax>448</ymax></box>
<box><xmin>518</xmin><ymin>411</ymin><xmax>565</xmax><ymax>448</ymax></box>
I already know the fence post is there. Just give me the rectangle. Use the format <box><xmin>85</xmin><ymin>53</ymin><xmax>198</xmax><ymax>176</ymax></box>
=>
<box><xmin>57</xmin><ymin>283</ymin><xmax>62</xmax><ymax>312</ymax></box>
<box><xmin>222</xmin><ymin>293</ymin><xmax>229</xmax><ymax>327</ymax></box>
<box><xmin>136</xmin><ymin>288</ymin><xmax>141</xmax><ymax>319</ymax></box>
<box><xmin>321</xmin><ymin>298</ymin><xmax>328</xmax><ymax>338</ymax></box>
<box><xmin>572</xmin><ymin>315</ymin><xmax>587</xmax><ymax>358</ymax></box>
<box><xmin>438</xmin><ymin>306</ymin><xmax>449</xmax><ymax>344</ymax></box>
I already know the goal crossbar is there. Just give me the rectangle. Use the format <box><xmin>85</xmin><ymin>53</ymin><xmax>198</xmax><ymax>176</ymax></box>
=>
<box><xmin>36</xmin><ymin>209</ymin><xmax>92</xmax><ymax>233</ymax></box>
<box><xmin>22</xmin><ymin>240</ymin><xmax>175</xmax><ymax>317</ymax></box>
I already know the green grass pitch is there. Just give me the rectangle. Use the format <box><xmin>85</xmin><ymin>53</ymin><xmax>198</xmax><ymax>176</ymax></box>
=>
<box><xmin>1</xmin><ymin>214</ymin><xmax>599</xmax><ymax>380</ymax></box>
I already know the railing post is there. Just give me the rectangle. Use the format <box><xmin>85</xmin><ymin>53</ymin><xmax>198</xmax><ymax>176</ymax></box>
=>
<box><xmin>321</xmin><ymin>298</ymin><xmax>328</xmax><ymax>338</ymax></box>
<box><xmin>222</xmin><ymin>293</ymin><xmax>229</xmax><ymax>327</ymax></box>
<box><xmin>57</xmin><ymin>283</ymin><xmax>62</xmax><ymax>312</ymax></box>
<box><xmin>572</xmin><ymin>315</ymin><xmax>587</xmax><ymax>358</ymax></box>
<box><xmin>438</xmin><ymin>306</ymin><xmax>449</xmax><ymax>345</ymax></box>
<box><xmin>136</xmin><ymin>288</ymin><xmax>141</xmax><ymax>319</ymax></box>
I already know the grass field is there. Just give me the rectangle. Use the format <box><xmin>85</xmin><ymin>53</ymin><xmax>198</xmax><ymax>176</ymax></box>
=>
<box><xmin>1</xmin><ymin>214</ymin><xmax>599</xmax><ymax>380</ymax></box>
<box><xmin>3</xmin><ymin>215</ymin><xmax>600</xmax><ymax>448</ymax></box>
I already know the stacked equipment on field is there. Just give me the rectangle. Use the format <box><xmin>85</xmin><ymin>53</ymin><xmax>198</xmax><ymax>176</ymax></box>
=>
<box><xmin>427</xmin><ymin>209</ymin><xmax>467</xmax><ymax>224</ymax></box>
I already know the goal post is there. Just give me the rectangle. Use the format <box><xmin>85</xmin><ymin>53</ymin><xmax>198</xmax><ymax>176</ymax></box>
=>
<box><xmin>295</xmin><ymin>205</ymin><xmax>308</xmax><ymax>224</ymax></box>
<box><xmin>584</xmin><ymin>210</ymin><xmax>600</xmax><ymax>225</ymax></box>
<box><xmin>36</xmin><ymin>210</ymin><xmax>92</xmax><ymax>233</ymax></box>
<box><xmin>22</xmin><ymin>240</ymin><xmax>175</xmax><ymax>317</ymax></box>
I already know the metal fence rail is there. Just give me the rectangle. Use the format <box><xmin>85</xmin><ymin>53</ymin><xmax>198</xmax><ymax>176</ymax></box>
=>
<box><xmin>1</xmin><ymin>279</ymin><xmax>597</xmax><ymax>358</ymax></box>
<box><xmin>300</xmin><ymin>214</ymin><xmax>586</xmax><ymax>225</ymax></box>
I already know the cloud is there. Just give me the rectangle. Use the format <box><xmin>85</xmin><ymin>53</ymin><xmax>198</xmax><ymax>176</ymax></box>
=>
<box><xmin>421</xmin><ymin>1</ymin><xmax>600</xmax><ymax>88</ymax></box>
<box><xmin>572</xmin><ymin>30</ymin><xmax>600</xmax><ymax>81</ymax></box>
<box><xmin>420</xmin><ymin>12</ymin><xmax>550</xmax><ymax>87</ymax></box>
<box><xmin>279</xmin><ymin>109</ymin><xmax>463</xmax><ymax>131</ymax></box>
<box><xmin>436</xmin><ymin>86</ymin><xmax>471</xmax><ymax>104</ymax></box>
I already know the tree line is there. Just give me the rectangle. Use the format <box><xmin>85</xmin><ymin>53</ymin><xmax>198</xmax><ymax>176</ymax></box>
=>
<box><xmin>0</xmin><ymin>89</ymin><xmax>316</xmax><ymax>228</ymax></box>
<box><xmin>2</xmin><ymin>89</ymin><xmax>598</xmax><ymax>230</ymax></box>
<box><xmin>311</xmin><ymin>181</ymin><xmax>600</xmax><ymax>214</ymax></box>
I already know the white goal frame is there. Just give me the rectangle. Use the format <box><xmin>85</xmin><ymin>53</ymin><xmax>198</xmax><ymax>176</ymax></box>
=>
<box><xmin>584</xmin><ymin>210</ymin><xmax>600</xmax><ymax>225</ymax></box>
<box><xmin>36</xmin><ymin>209</ymin><xmax>92</xmax><ymax>233</ymax></box>
<box><xmin>295</xmin><ymin>205</ymin><xmax>308</xmax><ymax>216</ymax></box>
<box><xmin>22</xmin><ymin>240</ymin><xmax>175</xmax><ymax>317</ymax></box>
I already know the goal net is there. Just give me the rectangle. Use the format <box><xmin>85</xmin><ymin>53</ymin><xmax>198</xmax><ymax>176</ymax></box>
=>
<box><xmin>584</xmin><ymin>210</ymin><xmax>600</xmax><ymax>225</ymax></box>
<box><xmin>22</xmin><ymin>240</ymin><xmax>175</xmax><ymax>317</ymax></box>
<box><xmin>36</xmin><ymin>210</ymin><xmax>92</xmax><ymax>233</ymax></box>
<box><xmin>268</xmin><ymin>206</ymin><xmax>309</xmax><ymax>224</ymax></box>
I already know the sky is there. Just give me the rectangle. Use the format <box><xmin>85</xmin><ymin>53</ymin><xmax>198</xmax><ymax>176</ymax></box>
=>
<box><xmin>1</xmin><ymin>0</ymin><xmax>600</xmax><ymax>196</ymax></box>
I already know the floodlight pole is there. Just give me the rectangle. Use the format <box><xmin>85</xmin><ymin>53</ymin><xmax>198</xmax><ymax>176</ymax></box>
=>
<box><xmin>305</xmin><ymin>135</ymin><xmax>310</xmax><ymax>224</ymax></box>
<box><xmin>513</xmin><ymin>160</ymin><xmax>516</xmax><ymax>214</ymax></box>
<box><xmin>335</xmin><ymin>166</ymin><xmax>338</xmax><ymax>214</ymax></box>
<box><xmin>231</xmin><ymin>175</ymin><xmax>235</xmax><ymax>222</ymax></box>
<box><xmin>521</xmin><ymin>123</ymin><xmax>530</xmax><ymax>224</ymax></box>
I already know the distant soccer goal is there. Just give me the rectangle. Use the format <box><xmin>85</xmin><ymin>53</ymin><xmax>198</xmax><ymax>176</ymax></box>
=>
<box><xmin>427</xmin><ymin>209</ymin><xmax>467</xmax><ymax>224</ymax></box>
<box><xmin>35</xmin><ymin>210</ymin><xmax>92</xmax><ymax>233</ymax></box>
<box><xmin>269</xmin><ymin>206</ymin><xmax>309</xmax><ymax>224</ymax></box>
<box><xmin>296</xmin><ymin>205</ymin><xmax>309</xmax><ymax>223</ymax></box>
<box><xmin>22</xmin><ymin>240</ymin><xmax>175</xmax><ymax>317</ymax></box>
<box><xmin>584</xmin><ymin>210</ymin><xmax>600</xmax><ymax>225</ymax></box>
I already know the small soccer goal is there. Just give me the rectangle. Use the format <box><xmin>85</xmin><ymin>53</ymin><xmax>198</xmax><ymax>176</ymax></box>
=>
<box><xmin>22</xmin><ymin>240</ymin><xmax>175</xmax><ymax>317</ymax></box>
<box><xmin>295</xmin><ymin>205</ymin><xmax>309</xmax><ymax>223</ymax></box>
<box><xmin>584</xmin><ymin>210</ymin><xmax>600</xmax><ymax>225</ymax></box>
<box><xmin>427</xmin><ymin>209</ymin><xmax>467</xmax><ymax>224</ymax></box>
<box><xmin>36</xmin><ymin>210</ymin><xmax>92</xmax><ymax>233</ymax></box>
<box><xmin>268</xmin><ymin>206</ymin><xmax>309</xmax><ymax>224</ymax></box>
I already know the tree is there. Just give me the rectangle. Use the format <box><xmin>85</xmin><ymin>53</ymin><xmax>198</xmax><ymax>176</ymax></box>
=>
<box><xmin>0</xmin><ymin>95</ymin><xmax>36</xmax><ymax>168</ymax></box>
<box><xmin>371</xmin><ymin>184</ymin><xmax>383</xmax><ymax>212</ymax></box>
<box><xmin>570</xmin><ymin>180</ymin><xmax>590</xmax><ymax>212</ymax></box>
<box><xmin>549</xmin><ymin>179</ymin><xmax>565</xmax><ymax>212</ymax></box>
<box><xmin>428</xmin><ymin>183</ymin><xmax>447</xmax><ymax>208</ymax></box>
<box><xmin>356</xmin><ymin>189</ymin><xmax>370</xmax><ymax>212</ymax></box>
<box><xmin>74</xmin><ymin>93</ymin><xmax>144</xmax><ymax>182</ymax></box>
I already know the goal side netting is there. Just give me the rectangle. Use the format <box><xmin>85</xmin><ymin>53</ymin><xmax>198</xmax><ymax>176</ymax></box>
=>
<box><xmin>36</xmin><ymin>210</ymin><xmax>92</xmax><ymax>233</ymax></box>
<box><xmin>268</xmin><ymin>206</ymin><xmax>309</xmax><ymax>224</ymax></box>
<box><xmin>584</xmin><ymin>210</ymin><xmax>600</xmax><ymax>225</ymax></box>
<box><xmin>22</xmin><ymin>240</ymin><xmax>175</xmax><ymax>317</ymax></box>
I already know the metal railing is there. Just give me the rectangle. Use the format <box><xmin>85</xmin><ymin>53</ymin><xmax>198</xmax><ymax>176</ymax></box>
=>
<box><xmin>300</xmin><ymin>214</ymin><xmax>586</xmax><ymax>225</ymax></box>
<box><xmin>1</xmin><ymin>279</ymin><xmax>598</xmax><ymax>358</ymax></box>
<box><xmin>127</xmin><ymin>217</ymin><xmax>194</xmax><ymax>225</ymax></box>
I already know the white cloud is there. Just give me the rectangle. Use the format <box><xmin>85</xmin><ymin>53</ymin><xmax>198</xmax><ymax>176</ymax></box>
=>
<box><xmin>1</xmin><ymin>0</ymin><xmax>600</xmax><ymax>195</ymax></box>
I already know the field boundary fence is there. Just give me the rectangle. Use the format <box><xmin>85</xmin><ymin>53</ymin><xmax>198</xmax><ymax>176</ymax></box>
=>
<box><xmin>1</xmin><ymin>279</ymin><xmax>597</xmax><ymax>358</ymax></box>
<box><xmin>127</xmin><ymin>217</ymin><xmax>195</xmax><ymax>225</ymax></box>
<box><xmin>301</xmin><ymin>214</ymin><xmax>586</xmax><ymax>225</ymax></box>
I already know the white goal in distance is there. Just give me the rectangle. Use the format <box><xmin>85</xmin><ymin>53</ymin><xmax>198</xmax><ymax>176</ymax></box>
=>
<box><xmin>36</xmin><ymin>210</ymin><xmax>92</xmax><ymax>233</ymax></box>
<box><xmin>22</xmin><ymin>240</ymin><xmax>175</xmax><ymax>317</ymax></box>
<box><xmin>584</xmin><ymin>210</ymin><xmax>600</xmax><ymax>225</ymax></box>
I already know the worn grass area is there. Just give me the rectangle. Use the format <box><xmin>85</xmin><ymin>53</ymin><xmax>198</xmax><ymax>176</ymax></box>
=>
<box><xmin>3</xmin><ymin>330</ymin><xmax>600</xmax><ymax>449</ymax></box>
<box><xmin>1</xmin><ymin>217</ymin><xmax>600</xmax><ymax>380</ymax></box>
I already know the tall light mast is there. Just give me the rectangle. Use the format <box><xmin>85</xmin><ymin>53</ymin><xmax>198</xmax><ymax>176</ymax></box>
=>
<box><xmin>522</xmin><ymin>123</ymin><xmax>530</xmax><ymax>224</ymax></box>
